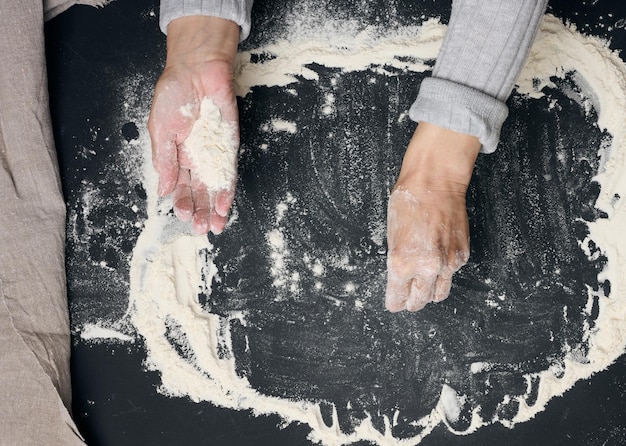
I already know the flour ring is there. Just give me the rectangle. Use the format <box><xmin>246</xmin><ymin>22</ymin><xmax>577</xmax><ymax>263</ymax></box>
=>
<box><xmin>125</xmin><ymin>14</ymin><xmax>626</xmax><ymax>446</ymax></box>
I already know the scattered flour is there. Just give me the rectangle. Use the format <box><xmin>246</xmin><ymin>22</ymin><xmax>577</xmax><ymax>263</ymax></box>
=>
<box><xmin>80</xmin><ymin>323</ymin><xmax>133</xmax><ymax>343</ymax></box>
<box><xmin>321</xmin><ymin>93</ymin><xmax>336</xmax><ymax>115</ymax></box>
<box><xmin>510</xmin><ymin>15</ymin><xmax>626</xmax><ymax>428</ymax></box>
<box><xmin>80</xmin><ymin>12</ymin><xmax>626</xmax><ymax>446</ymax></box>
<box><xmin>436</xmin><ymin>385</ymin><xmax>466</xmax><ymax>425</ymax></box>
<box><xmin>233</xmin><ymin>19</ymin><xmax>442</xmax><ymax>97</ymax></box>
<box><xmin>183</xmin><ymin>97</ymin><xmax>237</xmax><ymax>192</ymax></box>
<box><xmin>270</xmin><ymin>119</ymin><xmax>298</xmax><ymax>134</ymax></box>
<box><xmin>266</xmin><ymin>193</ymin><xmax>301</xmax><ymax>295</ymax></box>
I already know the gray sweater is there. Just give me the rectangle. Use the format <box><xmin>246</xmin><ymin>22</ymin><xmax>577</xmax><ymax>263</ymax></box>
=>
<box><xmin>159</xmin><ymin>0</ymin><xmax>548</xmax><ymax>153</ymax></box>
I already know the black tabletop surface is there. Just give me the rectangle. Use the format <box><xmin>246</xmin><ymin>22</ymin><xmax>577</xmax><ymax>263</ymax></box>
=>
<box><xmin>46</xmin><ymin>0</ymin><xmax>626</xmax><ymax>445</ymax></box>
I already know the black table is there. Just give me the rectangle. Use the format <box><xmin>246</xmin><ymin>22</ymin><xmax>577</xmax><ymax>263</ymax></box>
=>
<box><xmin>46</xmin><ymin>1</ymin><xmax>626</xmax><ymax>445</ymax></box>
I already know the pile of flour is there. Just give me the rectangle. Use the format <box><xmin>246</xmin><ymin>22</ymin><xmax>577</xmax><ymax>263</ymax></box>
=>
<box><xmin>183</xmin><ymin>97</ymin><xmax>237</xmax><ymax>192</ymax></box>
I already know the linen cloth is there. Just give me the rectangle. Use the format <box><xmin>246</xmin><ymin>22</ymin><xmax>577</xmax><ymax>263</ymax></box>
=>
<box><xmin>0</xmin><ymin>0</ymin><xmax>106</xmax><ymax>443</ymax></box>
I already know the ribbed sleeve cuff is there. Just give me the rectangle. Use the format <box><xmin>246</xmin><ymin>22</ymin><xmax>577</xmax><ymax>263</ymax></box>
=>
<box><xmin>159</xmin><ymin>0</ymin><xmax>253</xmax><ymax>41</ymax></box>
<box><xmin>409</xmin><ymin>77</ymin><xmax>509</xmax><ymax>154</ymax></box>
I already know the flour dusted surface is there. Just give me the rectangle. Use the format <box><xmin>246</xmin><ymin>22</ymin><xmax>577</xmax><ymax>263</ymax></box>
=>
<box><xmin>69</xmin><ymin>8</ymin><xmax>626</xmax><ymax>446</ymax></box>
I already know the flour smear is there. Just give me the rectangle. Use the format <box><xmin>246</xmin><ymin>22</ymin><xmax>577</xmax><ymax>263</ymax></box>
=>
<box><xmin>85</xmin><ymin>13</ymin><xmax>626</xmax><ymax>446</ymax></box>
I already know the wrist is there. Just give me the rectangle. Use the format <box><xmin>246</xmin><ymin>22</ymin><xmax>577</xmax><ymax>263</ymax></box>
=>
<box><xmin>396</xmin><ymin>121</ymin><xmax>481</xmax><ymax>193</ymax></box>
<box><xmin>166</xmin><ymin>16</ymin><xmax>240</xmax><ymax>68</ymax></box>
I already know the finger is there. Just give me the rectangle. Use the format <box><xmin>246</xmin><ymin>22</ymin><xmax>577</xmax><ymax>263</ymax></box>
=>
<box><xmin>153</xmin><ymin>138</ymin><xmax>179</xmax><ymax>196</ymax></box>
<box><xmin>385</xmin><ymin>251</ymin><xmax>414</xmax><ymax>311</ymax></box>
<box><xmin>406</xmin><ymin>276</ymin><xmax>436</xmax><ymax>312</ymax></box>
<box><xmin>148</xmin><ymin>105</ymin><xmax>179</xmax><ymax>197</ymax></box>
<box><xmin>209</xmin><ymin>210</ymin><xmax>228</xmax><ymax>235</ymax></box>
<box><xmin>453</xmin><ymin>248</ymin><xmax>470</xmax><ymax>272</ymax></box>
<box><xmin>210</xmin><ymin>91</ymin><xmax>240</xmax><ymax>126</ymax></box>
<box><xmin>173</xmin><ymin>168</ymin><xmax>193</xmax><ymax>222</ymax></box>
<box><xmin>450</xmin><ymin>229</ymin><xmax>470</xmax><ymax>271</ymax></box>
<box><xmin>177</xmin><ymin>142</ymin><xmax>194</xmax><ymax>171</ymax></box>
<box><xmin>385</xmin><ymin>273</ymin><xmax>410</xmax><ymax>312</ymax></box>
<box><xmin>433</xmin><ymin>273</ymin><xmax>453</xmax><ymax>303</ymax></box>
<box><xmin>192</xmin><ymin>210</ymin><xmax>211</xmax><ymax>235</ymax></box>
<box><xmin>190</xmin><ymin>179</ymin><xmax>211</xmax><ymax>235</ymax></box>
<box><xmin>214</xmin><ymin>188</ymin><xmax>235</xmax><ymax>217</ymax></box>
<box><xmin>386</xmin><ymin>251</ymin><xmax>416</xmax><ymax>284</ymax></box>
<box><xmin>149</xmin><ymin>81</ymin><xmax>199</xmax><ymax>196</ymax></box>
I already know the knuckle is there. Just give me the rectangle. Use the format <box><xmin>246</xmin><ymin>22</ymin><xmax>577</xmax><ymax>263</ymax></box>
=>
<box><xmin>386</xmin><ymin>251</ymin><xmax>413</xmax><ymax>278</ymax></box>
<box><xmin>418</xmin><ymin>257</ymin><xmax>441</xmax><ymax>277</ymax></box>
<box><xmin>448</xmin><ymin>249</ymin><xmax>470</xmax><ymax>271</ymax></box>
<box><xmin>406</xmin><ymin>292</ymin><xmax>429</xmax><ymax>312</ymax></box>
<box><xmin>388</xmin><ymin>249</ymin><xmax>442</xmax><ymax>278</ymax></box>
<box><xmin>434</xmin><ymin>278</ymin><xmax>453</xmax><ymax>302</ymax></box>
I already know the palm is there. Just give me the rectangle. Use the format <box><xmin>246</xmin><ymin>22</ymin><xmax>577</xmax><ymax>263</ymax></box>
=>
<box><xmin>149</xmin><ymin>59</ymin><xmax>239</xmax><ymax>234</ymax></box>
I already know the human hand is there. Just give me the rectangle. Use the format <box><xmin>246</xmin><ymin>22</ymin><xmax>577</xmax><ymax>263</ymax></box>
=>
<box><xmin>148</xmin><ymin>16</ymin><xmax>240</xmax><ymax>235</ymax></box>
<box><xmin>385</xmin><ymin>122</ymin><xmax>481</xmax><ymax>312</ymax></box>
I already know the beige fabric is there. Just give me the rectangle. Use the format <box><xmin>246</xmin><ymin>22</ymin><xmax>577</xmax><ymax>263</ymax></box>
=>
<box><xmin>0</xmin><ymin>284</ymin><xmax>84</xmax><ymax>445</ymax></box>
<box><xmin>0</xmin><ymin>0</ymin><xmax>87</xmax><ymax>444</ymax></box>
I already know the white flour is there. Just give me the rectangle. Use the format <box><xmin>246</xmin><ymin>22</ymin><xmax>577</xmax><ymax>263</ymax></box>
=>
<box><xmin>270</xmin><ymin>119</ymin><xmax>298</xmax><ymax>134</ymax></box>
<box><xmin>183</xmin><ymin>97</ymin><xmax>237</xmax><ymax>192</ymax></box>
<box><xmin>82</xmin><ymin>13</ymin><xmax>626</xmax><ymax>446</ymax></box>
<box><xmin>234</xmin><ymin>18</ymin><xmax>442</xmax><ymax>97</ymax></box>
<box><xmin>267</xmin><ymin>192</ymin><xmax>302</xmax><ymax>295</ymax></box>
<box><xmin>80</xmin><ymin>323</ymin><xmax>134</xmax><ymax>343</ymax></box>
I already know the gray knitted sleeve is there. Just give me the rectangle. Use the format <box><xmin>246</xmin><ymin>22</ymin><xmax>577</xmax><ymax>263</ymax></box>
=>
<box><xmin>409</xmin><ymin>0</ymin><xmax>548</xmax><ymax>153</ymax></box>
<box><xmin>159</xmin><ymin>0</ymin><xmax>254</xmax><ymax>41</ymax></box>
